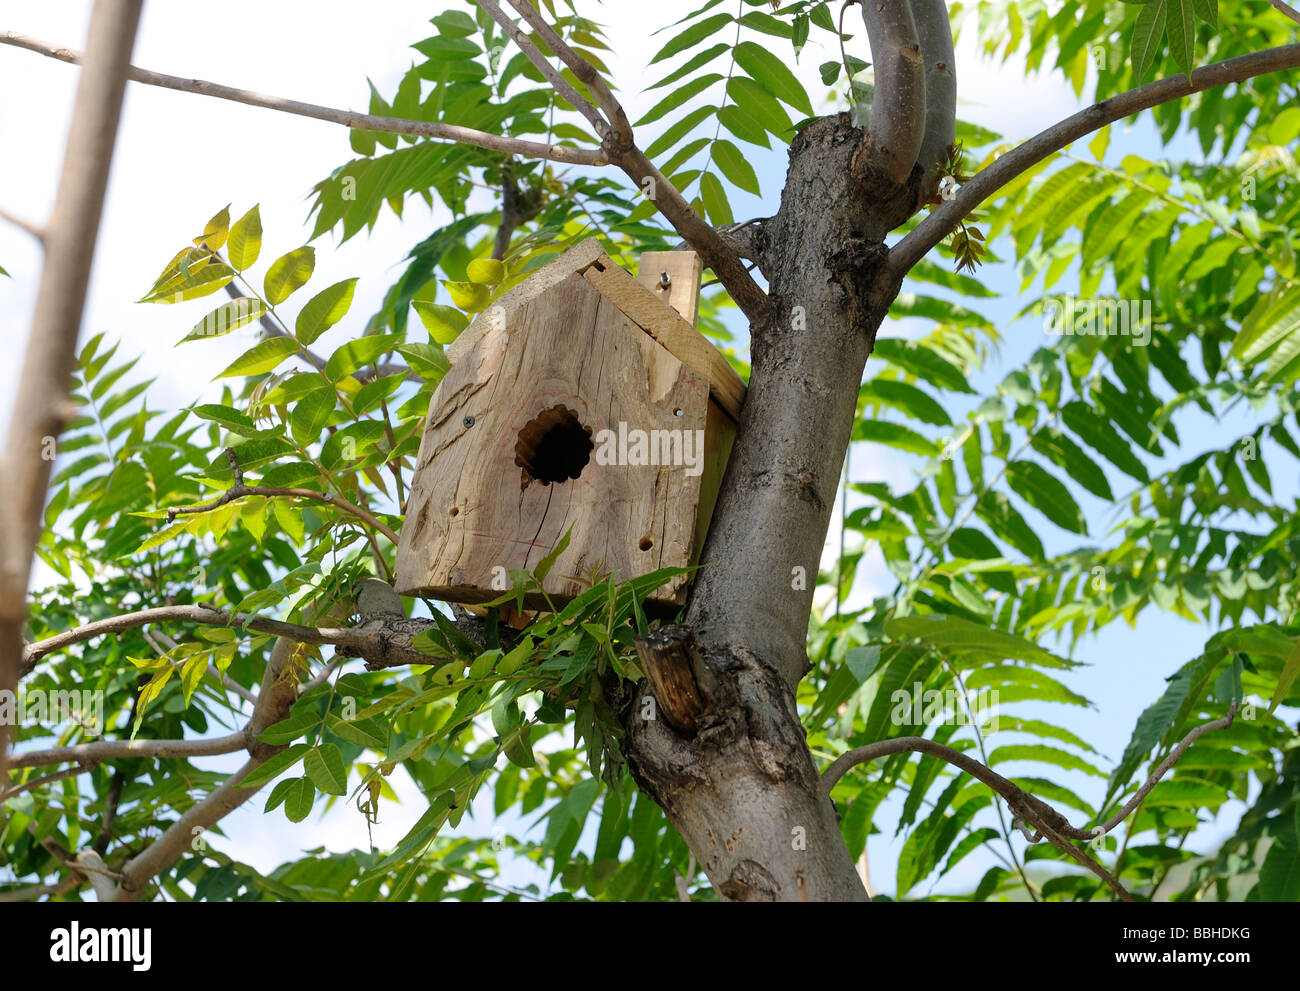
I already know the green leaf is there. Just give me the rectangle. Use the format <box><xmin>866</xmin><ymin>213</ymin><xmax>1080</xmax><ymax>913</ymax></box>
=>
<box><xmin>466</xmin><ymin>258</ymin><xmax>505</xmax><ymax>285</ymax></box>
<box><xmin>1131</xmin><ymin>0</ymin><xmax>1167</xmax><ymax>80</ymax></box>
<box><xmin>733</xmin><ymin>42</ymin><xmax>813</xmax><ymax>115</ymax></box>
<box><xmin>649</xmin><ymin>13</ymin><xmax>733</xmax><ymax>64</ymax></box>
<box><xmin>710</xmin><ymin>139</ymin><xmax>760</xmax><ymax>195</ymax></box>
<box><xmin>290</xmin><ymin>386</ymin><xmax>336</xmax><ymax>446</ymax></box>
<box><xmin>727</xmin><ymin>76</ymin><xmax>794</xmax><ymax>138</ymax></box>
<box><xmin>1005</xmin><ymin>461</ymin><xmax>1087</xmax><ymax>534</ymax></box>
<box><xmin>859</xmin><ymin>379</ymin><xmax>952</xmax><ymax>426</ymax></box>
<box><xmin>648</xmin><ymin>43</ymin><xmax>729</xmax><ymax>90</ymax></box>
<box><xmin>304</xmin><ymin>743</ymin><xmax>348</xmax><ymax>795</ymax></box>
<box><xmin>181</xmin><ymin>297</ymin><xmax>266</xmax><ymax>344</ymax></box>
<box><xmin>854</xmin><ymin>419</ymin><xmax>939</xmax><ymax>456</ymax></box>
<box><xmin>242</xmin><ymin>743</ymin><xmax>311</xmax><ymax>788</ymax></box>
<box><xmin>215</xmin><ymin>337</ymin><xmax>299</xmax><ymax>379</ymax></box>
<box><xmin>140</xmin><ymin>261</ymin><xmax>234</xmax><ymax>304</ymax></box>
<box><xmin>257</xmin><ymin>708</ymin><xmax>320</xmax><ymax>745</ymax></box>
<box><xmin>325</xmin><ymin>333</ymin><xmax>404</xmax><ymax>381</ymax></box>
<box><xmin>227</xmin><ymin>204</ymin><xmax>262</xmax><ymax>270</ymax></box>
<box><xmin>442</xmin><ymin>280</ymin><xmax>491</xmax><ymax>312</ymax></box>
<box><xmin>1232</xmin><ymin>286</ymin><xmax>1300</xmax><ymax>365</ymax></box>
<box><xmin>1191</xmin><ymin>0</ymin><xmax>1216</xmax><ymax>25</ymax></box>
<box><xmin>534</xmin><ymin>526</ymin><xmax>573</xmax><ymax>583</ymax></box>
<box><xmin>699</xmin><ymin>171</ymin><xmax>733</xmax><ymax>225</ymax></box>
<box><xmin>264</xmin><ymin>246</ymin><xmax>316</xmax><ymax>305</ymax></box>
<box><xmin>886</xmin><ymin>614</ymin><xmax>1070</xmax><ymax>667</ymax></box>
<box><xmin>191</xmin><ymin>403</ymin><xmax>257</xmax><ymax>433</ymax></box>
<box><xmin>1165</xmin><ymin>0</ymin><xmax>1195</xmax><ymax>79</ymax></box>
<box><xmin>197</xmin><ymin>205</ymin><xmax>230</xmax><ymax>251</ymax></box>
<box><xmin>283</xmin><ymin>776</ymin><xmax>316</xmax><ymax>822</ymax></box>
<box><xmin>412</xmin><ymin>301</ymin><xmax>469</xmax><ymax>344</ymax></box>
<box><xmin>1268</xmin><ymin>638</ymin><xmax>1300</xmax><ymax>715</ymax></box>
<box><xmin>296</xmin><ymin>278</ymin><xmax>358</xmax><ymax>346</ymax></box>
<box><xmin>636</xmin><ymin>74</ymin><xmax>724</xmax><ymax>127</ymax></box>
<box><xmin>1029</xmin><ymin>428</ymin><xmax>1113</xmax><ymax>500</ymax></box>
<box><xmin>976</xmin><ymin>491</ymin><xmax>1045</xmax><ymax>560</ymax></box>
<box><xmin>1258</xmin><ymin>804</ymin><xmax>1300</xmax><ymax>901</ymax></box>
<box><xmin>1061</xmin><ymin>401</ymin><xmax>1148</xmax><ymax>482</ymax></box>
<box><xmin>872</xmin><ymin>338</ymin><xmax>974</xmax><ymax>393</ymax></box>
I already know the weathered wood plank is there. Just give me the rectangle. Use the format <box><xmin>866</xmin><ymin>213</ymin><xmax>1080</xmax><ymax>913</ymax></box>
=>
<box><xmin>636</xmin><ymin>250</ymin><xmax>703</xmax><ymax>326</ymax></box>
<box><xmin>582</xmin><ymin>254</ymin><xmax>746</xmax><ymax>421</ymax></box>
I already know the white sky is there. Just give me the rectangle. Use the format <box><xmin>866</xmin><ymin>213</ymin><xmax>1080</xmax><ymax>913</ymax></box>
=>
<box><xmin>6</xmin><ymin>1</ymin><xmax>1233</xmax><ymax>900</ymax></box>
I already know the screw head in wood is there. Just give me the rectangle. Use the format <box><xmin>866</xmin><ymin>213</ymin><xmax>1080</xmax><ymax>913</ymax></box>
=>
<box><xmin>463</xmin><ymin>415</ymin><xmax>475</xmax><ymax>428</ymax></box>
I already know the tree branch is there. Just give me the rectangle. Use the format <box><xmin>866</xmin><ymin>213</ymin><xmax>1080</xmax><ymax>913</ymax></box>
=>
<box><xmin>475</xmin><ymin>0</ymin><xmax>770</xmax><ymax>323</ymax></box>
<box><xmin>472</xmin><ymin>0</ymin><xmax>609</xmax><ymax>139</ymax></box>
<box><xmin>889</xmin><ymin>43</ymin><xmax>1300</xmax><ymax>276</ymax></box>
<box><xmin>0</xmin><ymin>206</ymin><xmax>45</xmax><ymax>242</ymax></box>
<box><xmin>163</xmin><ymin>448</ymin><xmax>400</xmax><ymax>545</ymax></box>
<box><xmin>503</xmin><ymin>0</ymin><xmax>633</xmax><ymax>150</ymax></box>
<box><xmin>0</xmin><ymin>0</ymin><xmax>142</xmax><ymax>784</ymax></box>
<box><xmin>1268</xmin><ymin>0</ymin><xmax>1300</xmax><ymax>26</ymax></box>
<box><xmin>856</xmin><ymin>0</ymin><xmax>925</xmax><ymax>188</ymax></box>
<box><xmin>0</xmin><ymin>761</ymin><xmax>93</xmax><ymax>800</ymax></box>
<box><xmin>0</xmin><ymin>30</ymin><xmax>609</xmax><ymax>167</ymax></box>
<box><xmin>909</xmin><ymin>0</ymin><xmax>956</xmax><ymax>203</ymax></box>
<box><xmin>822</xmin><ymin>704</ymin><xmax>1237</xmax><ymax>900</ymax></box>
<box><xmin>112</xmin><ymin>636</ymin><xmax>301</xmax><ymax>900</ymax></box>
<box><xmin>9</xmin><ymin>730</ymin><xmax>247</xmax><ymax>770</ymax></box>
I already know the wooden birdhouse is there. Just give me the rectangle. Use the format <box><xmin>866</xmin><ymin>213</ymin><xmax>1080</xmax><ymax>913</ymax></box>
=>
<box><xmin>394</xmin><ymin>238</ymin><xmax>746</xmax><ymax>611</ymax></box>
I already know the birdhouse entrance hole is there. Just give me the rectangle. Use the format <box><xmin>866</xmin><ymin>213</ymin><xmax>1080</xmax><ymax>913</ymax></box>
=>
<box><xmin>514</xmin><ymin>404</ymin><xmax>593</xmax><ymax>485</ymax></box>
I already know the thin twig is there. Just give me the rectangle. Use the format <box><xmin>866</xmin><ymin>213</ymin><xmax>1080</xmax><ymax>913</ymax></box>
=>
<box><xmin>1092</xmin><ymin>702</ymin><xmax>1239</xmax><ymax>838</ymax></box>
<box><xmin>1267</xmin><ymin>0</ymin><xmax>1300</xmax><ymax>26</ymax></box>
<box><xmin>890</xmin><ymin>43</ymin><xmax>1300</xmax><ymax>276</ymax></box>
<box><xmin>0</xmin><ymin>30</ymin><xmax>609</xmax><ymax>166</ymax></box>
<box><xmin>0</xmin><ymin>761</ymin><xmax>94</xmax><ymax>800</ymax></box>
<box><xmin>504</xmin><ymin>0</ymin><xmax>633</xmax><ymax>149</ymax></box>
<box><xmin>0</xmin><ymin>206</ymin><xmax>45</xmax><ymax>242</ymax></box>
<box><xmin>472</xmin><ymin>0</ymin><xmax>609</xmax><ymax>138</ymax></box>
<box><xmin>822</xmin><ymin>704</ymin><xmax>1238</xmax><ymax>900</ymax></box>
<box><xmin>164</xmin><ymin>448</ymin><xmax>399</xmax><ymax>545</ymax></box>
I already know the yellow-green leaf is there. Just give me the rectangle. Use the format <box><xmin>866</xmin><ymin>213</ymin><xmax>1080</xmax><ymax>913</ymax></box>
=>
<box><xmin>180</xmin><ymin>297</ymin><xmax>267</xmax><ymax>343</ymax></box>
<box><xmin>196</xmin><ymin>204</ymin><xmax>230</xmax><ymax>251</ymax></box>
<box><xmin>442</xmin><ymin>280</ymin><xmax>490</xmax><ymax>313</ymax></box>
<box><xmin>304</xmin><ymin>743</ymin><xmax>348</xmax><ymax>795</ymax></box>
<box><xmin>466</xmin><ymin>258</ymin><xmax>505</xmax><ymax>285</ymax></box>
<box><xmin>215</xmin><ymin>337</ymin><xmax>299</xmax><ymax>379</ymax></box>
<box><xmin>228</xmin><ymin>204</ymin><xmax>262</xmax><ymax>271</ymax></box>
<box><xmin>140</xmin><ymin>261</ymin><xmax>234</xmax><ymax>303</ymax></box>
<box><xmin>412</xmin><ymin>301</ymin><xmax>469</xmax><ymax>345</ymax></box>
<box><xmin>296</xmin><ymin>278</ymin><xmax>358</xmax><ymax>345</ymax></box>
<box><xmin>264</xmin><ymin>246</ymin><xmax>315</xmax><ymax>305</ymax></box>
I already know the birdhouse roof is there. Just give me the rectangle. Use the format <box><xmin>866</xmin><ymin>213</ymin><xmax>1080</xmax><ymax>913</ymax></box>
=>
<box><xmin>444</xmin><ymin>238</ymin><xmax>746</xmax><ymax>420</ymax></box>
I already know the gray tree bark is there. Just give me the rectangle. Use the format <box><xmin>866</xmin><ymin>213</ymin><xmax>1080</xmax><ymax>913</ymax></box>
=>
<box><xmin>624</xmin><ymin>115</ymin><xmax>918</xmax><ymax>901</ymax></box>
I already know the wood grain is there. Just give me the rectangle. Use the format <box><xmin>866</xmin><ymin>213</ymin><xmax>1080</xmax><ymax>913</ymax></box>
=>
<box><xmin>636</xmin><ymin>250</ymin><xmax>703</xmax><ymax>326</ymax></box>
<box><xmin>396</xmin><ymin>272</ymin><xmax>712</xmax><ymax>608</ymax></box>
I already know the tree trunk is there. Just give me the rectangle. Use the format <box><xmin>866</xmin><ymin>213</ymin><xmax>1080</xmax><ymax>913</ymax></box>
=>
<box><xmin>624</xmin><ymin>116</ymin><xmax>912</xmax><ymax>901</ymax></box>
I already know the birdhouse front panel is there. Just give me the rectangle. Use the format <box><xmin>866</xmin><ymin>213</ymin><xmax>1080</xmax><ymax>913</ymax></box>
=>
<box><xmin>394</xmin><ymin>266</ymin><xmax>718</xmax><ymax>609</ymax></box>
